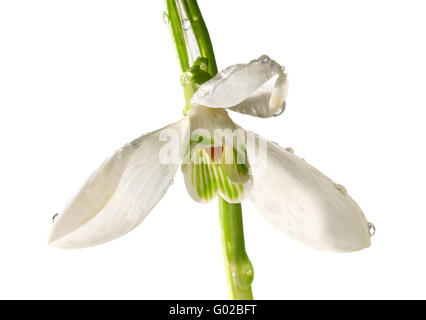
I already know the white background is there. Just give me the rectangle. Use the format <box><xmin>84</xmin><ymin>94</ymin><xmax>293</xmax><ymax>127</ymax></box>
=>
<box><xmin>0</xmin><ymin>0</ymin><xmax>425</xmax><ymax>299</ymax></box>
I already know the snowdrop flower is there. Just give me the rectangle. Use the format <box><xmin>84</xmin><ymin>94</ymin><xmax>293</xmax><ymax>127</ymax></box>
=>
<box><xmin>49</xmin><ymin>55</ymin><xmax>373</xmax><ymax>252</ymax></box>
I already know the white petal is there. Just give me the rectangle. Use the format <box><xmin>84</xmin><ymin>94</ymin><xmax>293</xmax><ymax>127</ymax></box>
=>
<box><xmin>247</xmin><ymin>134</ymin><xmax>372</xmax><ymax>252</ymax></box>
<box><xmin>191</xmin><ymin>55</ymin><xmax>288</xmax><ymax>118</ymax></box>
<box><xmin>49</xmin><ymin>119</ymin><xmax>188</xmax><ymax>249</ymax></box>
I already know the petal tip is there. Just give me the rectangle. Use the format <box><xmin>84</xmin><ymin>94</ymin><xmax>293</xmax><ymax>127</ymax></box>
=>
<box><xmin>47</xmin><ymin>225</ymin><xmax>71</xmax><ymax>249</ymax></box>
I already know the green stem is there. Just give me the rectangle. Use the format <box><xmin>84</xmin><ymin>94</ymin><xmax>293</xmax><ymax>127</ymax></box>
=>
<box><xmin>179</xmin><ymin>0</ymin><xmax>218</xmax><ymax>75</ymax></box>
<box><xmin>218</xmin><ymin>197</ymin><xmax>254</xmax><ymax>300</ymax></box>
<box><xmin>166</xmin><ymin>0</ymin><xmax>217</xmax><ymax>75</ymax></box>
<box><xmin>166</xmin><ymin>0</ymin><xmax>190</xmax><ymax>72</ymax></box>
<box><xmin>166</xmin><ymin>0</ymin><xmax>254</xmax><ymax>300</ymax></box>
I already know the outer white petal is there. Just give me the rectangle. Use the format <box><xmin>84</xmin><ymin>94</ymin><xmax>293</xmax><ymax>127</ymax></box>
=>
<box><xmin>191</xmin><ymin>55</ymin><xmax>288</xmax><ymax>118</ymax></box>
<box><xmin>247</xmin><ymin>134</ymin><xmax>372</xmax><ymax>252</ymax></box>
<box><xmin>49</xmin><ymin>119</ymin><xmax>187</xmax><ymax>249</ymax></box>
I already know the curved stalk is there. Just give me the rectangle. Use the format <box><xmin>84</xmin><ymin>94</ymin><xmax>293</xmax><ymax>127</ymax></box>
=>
<box><xmin>166</xmin><ymin>0</ymin><xmax>254</xmax><ymax>300</ymax></box>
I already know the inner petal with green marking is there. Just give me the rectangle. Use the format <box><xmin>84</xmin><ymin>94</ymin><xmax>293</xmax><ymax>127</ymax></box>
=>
<box><xmin>182</xmin><ymin>107</ymin><xmax>252</xmax><ymax>203</ymax></box>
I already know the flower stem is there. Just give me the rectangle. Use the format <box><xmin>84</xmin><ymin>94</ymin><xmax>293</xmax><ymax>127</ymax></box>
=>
<box><xmin>165</xmin><ymin>0</ymin><xmax>190</xmax><ymax>72</ymax></box>
<box><xmin>165</xmin><ymin>0</ymin><xmax>217</xmax><ymax>75</ymax></box>
<box><xmin>166</xmin><ymin>0</ymin><xmax>254</xmax><ymax>300</ymax></box>
<box><xmin>218</xmin><ymin>197</ymin><xmax>254</xmax><ymax>300</ymax></box>
<box><xmin>179</xmin><ymin>0</ymin><xmax>218</xmax><ymax>75</ymax></box>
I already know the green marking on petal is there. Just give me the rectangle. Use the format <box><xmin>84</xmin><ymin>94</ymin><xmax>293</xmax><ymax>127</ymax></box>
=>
<box><xmin>238</xmin><ymin>183</ymin><xmax>244</xmax><ymax>193</ymax></box>
<box><xmin>200</xmin><ymin>161</ymin><xmax>206</xmax><ymax>198</ymax></box>
<box><xmin>210</xmin><ymin>163</ymin><xmax>218</xmax><ymax>193</ymax></box>
<box><xmin>195</xmin><ymin>163</ymin><xmax>202</xmax><ymax>198</ymax></box>
<box><xmin>183</xmin><ymin>143</ymin><xmax>251</xmax><ymax>203</ymax></box>
<box><xmin>182</xmin><ymin>133</ymin><xmax>251</xmax><ymax>202</ymax></box>
<box><xmin>221</xmin><ymin>170</ymin><xmax>236</xmax><ymax>201</ymax></box>
<box><xmin>215</xmin><ymin>163</ymin><xmax>225</xmax><ymax>193</ymax></box>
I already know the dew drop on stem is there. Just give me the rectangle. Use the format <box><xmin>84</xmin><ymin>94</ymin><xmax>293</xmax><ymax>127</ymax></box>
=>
<box><xmin>163</xmin><ymin>11</ymin><xmax>169</xmax><ymax>25</ymax></box>
<box><xmin>182</xmin><ymin>19</ymin><xmax>191</xmax><ymax>31</ymax></box>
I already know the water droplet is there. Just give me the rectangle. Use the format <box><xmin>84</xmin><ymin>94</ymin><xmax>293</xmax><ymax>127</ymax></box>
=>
<box><xmin>285</xmin><ymin>147</ymin><xmax>294</xmax><ymax>154</ymax></box>
<box><xmin>273</xmin><ymin>102</ymin><xmax>286</xmax><ymax>117</ymax></box>
<box><xmin>335</xmin><ymin>184</ymin><xmax>347</xmax><ymax>196</ymax></box>
<box><xmin>259</xmin><ymin>55</ymin><xmax>270</xmax><ymax>63</ymax></box>
<box><xmin>229</xmin><ymin>259</ymin><xmax>254</xmax><ymax>290</ymax></box>
<box><xmin>162</xmin><ymin>11</ymin><xmax>169</xmax><ymax>25</ymax></box>
<box><xmin>131</xmin><ymin>139</ymin><xmax>141</xmax><ymax>148</ymax></box>
<box><xmin>182</xmin><ymin>19</ymin><xmax>191</xmax><ymax>31</ymax></box>
<box><xmin>180</xmin><ymin>72</ymin><xmax>192</xmax><ymax>86</ymax></box>
<box><xmin>52</xmin><ymin>213</ymin><xmax>59</xmax><ymax>223</ymax></box>
<box><xmin>169</xmin><ymin>179</ymin><xmax>174</xmax><ymax>185</ymax></box>
<box><xmin>183</xmin><ymin>106</ymin><xmax>190</xmax><ymax>116</ymax></box>
<box><xmin>368</xmin><ymin>222</ymin><xmax>376</xmax><ymax>236</ymax></box>
<box><xmin>199</xmin><ymin>62</ymin><xmax>208</xmax><ymax>72</ymax></box>
<box><xmin>115</xmin><ymin>147</ymin><xmax>125</xmax><ymax>159</ymax></box>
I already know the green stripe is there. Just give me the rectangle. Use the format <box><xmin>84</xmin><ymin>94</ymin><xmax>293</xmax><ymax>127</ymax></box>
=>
<box><xmin>195</xmin><ymin>164</ymin><xmax>202</xmax><ymax>198</ymax></box>
<box><xmin>187</xmin><ymin>145</ymin><xmax>248</xmax><ymax>202</ymax></box>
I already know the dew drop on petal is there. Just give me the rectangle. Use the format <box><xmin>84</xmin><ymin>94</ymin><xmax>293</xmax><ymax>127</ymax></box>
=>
<box><xmin>273</xmin><ymin>102</ymin><xmax>286</xmax><ymax>117</ymax></box>
<box><xmin>115</xmin><ymin>149</ymin><xmax>123</xmax><ymax>159</ymax></box>
<box><xmin>182</xmin><ymin>19</ymin><xmax>191</xmax><ymax>31</ymax></box>
<box><xmin>334</xmin><ymin>183</ymin><xmax>347</xmax><ymax>196</ymax></box>
<box><xmin>52</xmin><ymin>213</ymin><xmax>59</xmax><ymax>223</ymax></box>
<box><xmin>368</xmin><ymin>222</ymin><xmax>376</xmax><ymax>236</ymax></box>
<box><xmin>259</xmin><ymin>55</ymin><xmax>270</xmax><ymax>63</ymax></box>
<box><xmin>285</xmin><ymin>147</ymin><xmax>294</xmax><ymax>154</ymax></box>
<box><xmin>169</xmin><ymin>179</ymin><xmax>174</xmax><ymax>185</ymax></box>
<box><xmin>131</xmin><ymin>139</ymin><xmax>141</xmax><ymax>148</ymax></box>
